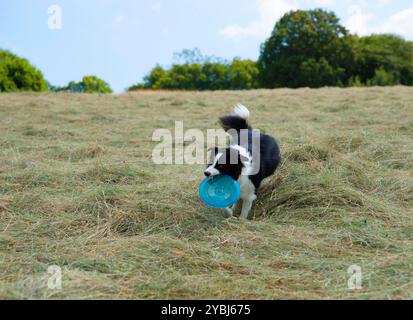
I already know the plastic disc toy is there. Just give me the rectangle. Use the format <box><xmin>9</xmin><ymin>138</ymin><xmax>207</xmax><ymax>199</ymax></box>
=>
<box><xmin>199</xmin><ymin>175</ymin><xmax>241</xmax><ymax>209</ymax></box>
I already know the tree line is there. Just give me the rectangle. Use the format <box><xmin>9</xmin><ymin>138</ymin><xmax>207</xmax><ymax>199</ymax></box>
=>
<box><xmin>0</xmin><ymin>49</ymin><xmax>112</xmax><ymax>93</ymax></box>
<box><xmin>50</xmin><ymin>76</ymin><xmax>112</xmax><ymax>93</ymax></box>
<box><xmin>128</xmin><ymin>58</ymin><xmax>259</xmax><ymax>91</ymax></box>
<box><xmin>1</xmin><ymin>9</ymin><xmax>413</xmax><ymax>93</ymax></box>
<box><xmin>0</xmin><ymin>50</ymin><xmax>48</xmax><ymax>92</ymax></box>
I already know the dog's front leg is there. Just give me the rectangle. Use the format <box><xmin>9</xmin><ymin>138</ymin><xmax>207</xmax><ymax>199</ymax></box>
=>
<box><xmin>239</xmin><ymin>195</ymin><xmax>256</xmax><ymax>219</ymax></box>
<box><xmin>224</xmin><ymin>200</ymin><xmax>240</xmax><ymax>218</ymax></box>
<box><xmin>231</xmin><ymin>201</ymin><xmax>239</xmax><ymax>212</ymax></box>
<box><xmin>224</xmin><ymin>207</ymin><xmax>233</xmax><ymax>218</ymax></box>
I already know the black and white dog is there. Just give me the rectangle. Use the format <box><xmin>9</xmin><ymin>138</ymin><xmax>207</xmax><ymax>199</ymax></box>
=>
<box><xmin>204</xmin><ymin>104</ymin><xmax>281</xmax><ymax>219</ymax></box>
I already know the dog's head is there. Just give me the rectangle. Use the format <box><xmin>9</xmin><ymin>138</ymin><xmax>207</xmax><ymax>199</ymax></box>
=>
<box><xmin>204</xmin><ymin>147</ymin><xmax>249</xmax><ymax>181</ymax></box>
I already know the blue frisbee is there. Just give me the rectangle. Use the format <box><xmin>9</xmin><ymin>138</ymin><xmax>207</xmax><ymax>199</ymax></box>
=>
<box><xmin>199</xmin><ymin>175</ymin><xmax>241</xmax><ymax>209</ymax></box>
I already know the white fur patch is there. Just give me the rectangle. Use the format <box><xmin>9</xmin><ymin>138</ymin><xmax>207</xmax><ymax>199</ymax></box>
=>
<box><xmin>204</xmin><ymin>167</ymin><xmax>220</xmax><ymax>177</ymax></box>
<box><xmin>238</xmin><ymin>175</ymin><xmax>256</xmax><ymax>200</ymax></box>
<box><xmin>237</xmin><ymin>175</ymin><xmax>257</xmax><ymax>219</ymax></box>
<box><xmin>230</xmin><ymin>145</ymin><xmax>253</xmax><ymax>176</ymax></box>
<box><xmin>234</xmin><ymin>103</ymin><xmax>250</xmax><ymax>120</ymax></box>
<box><xmin>231</xmin><ymin>145</ymin><xmax>251</xmax><ymax>162</ymax></box>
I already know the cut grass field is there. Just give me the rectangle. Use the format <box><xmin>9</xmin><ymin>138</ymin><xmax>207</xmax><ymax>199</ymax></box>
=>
<box><xmin>0</xmin><ymin>87</ymin><xmax>412</xmax><ymax>299</ymax></box>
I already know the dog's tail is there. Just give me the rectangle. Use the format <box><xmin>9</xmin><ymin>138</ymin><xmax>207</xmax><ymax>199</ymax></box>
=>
<box><xmin>219</xmin><ymin>103</ymin><xmax>251</xmax><ymax>134</ymax></box>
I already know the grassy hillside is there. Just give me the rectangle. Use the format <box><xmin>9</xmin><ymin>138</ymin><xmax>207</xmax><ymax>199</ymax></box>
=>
<box><xmin>0</xmin><ymin>87</ymin><xmax>412</xmax><ymax>299</ymax></box>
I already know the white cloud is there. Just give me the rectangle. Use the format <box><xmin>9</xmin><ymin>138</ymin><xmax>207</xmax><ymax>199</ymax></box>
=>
<box><xmin>346</xmin><ymin>4</ymin><xmax>413</xmax><ymax>39</ymax></box>
<box><xmin>345</xmin><ymin>5</ymin><xmax>373</xmax><ymax>36</ymax></box>
<box><xmin>220</xmin><ymin>0</ymin><xmax>297</xmax><ymax>39</ymax></box>
<box><xmin>220</xmin><ymin>1</ymin><xmax>413</xmax><ymax>40</ymax></box>
<box><xmin>344</xmin><ymin>2</ymin><xmax>413</xmax><ymax>39</ymax></box>
<box><xmin>378</xmin><ymin>5</ymin><xmax>413</xmax><ymax>38</ymax></box>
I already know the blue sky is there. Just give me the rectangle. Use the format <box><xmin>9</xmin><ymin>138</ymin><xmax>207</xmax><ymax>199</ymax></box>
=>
<box><xmin>1</xmin><ymin>0</ymin><xmax>413</xmax><ymax>92</ymax></box>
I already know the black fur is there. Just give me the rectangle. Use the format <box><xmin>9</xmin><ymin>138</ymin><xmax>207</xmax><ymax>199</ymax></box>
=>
<box><xmin>249</xmin><ymin>133</ymin><xmax>281</xmax><ymax>189</ymax></box>
<box><xmin>219</xmin><ymin>115</ymin><xmax>250</xmax><ymax>134</ymax></box>
<box><xmin>208</xmin><ymin>147</ymin><xmax>244</xmax><ymax>181</ymax></box>
<box><xmin>209</xmin><ymin>112</ymin><xmax>281</xmax><ymax>190</ymax></box>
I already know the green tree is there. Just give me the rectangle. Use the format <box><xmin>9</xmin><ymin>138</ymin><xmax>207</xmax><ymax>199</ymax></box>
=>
<box><xmin>299</xmin><ymin>57</ymin><xmax>345</xmax><ymax>87</ymax></box>
<box><xmin>258</xmin><ymin>9</ymin><xmax>355</xmax><ymax>88</ymax></box>
<box><xmin>156</xmin><ymin>64</ymin><xmax>205</xmax><ymax>90</ymax></box>
<box><xmin>65</xmin><ymin>81</ymin><xmax>85</xmax><ymax>93</ymax></box>
<box><xmin>81</xmin><ymin>75</ymin><xmax>113</xmax><ymax>93</ymax></box>
<box><xmin>228</xmin><ymin>59</ymin><xmax>259</xmax><ymax>89</ymax></box>
<box><xmin>128</xmin><ymin>54</ymin><xmax>260</xmax><ymax>91</ymax></box>
<box><xmin>0</xmin><ymin>50</ymin><xmax>47</xmax><ymax>92</ymax></box>
<box><xmin>371</xmin><ymin>67</ymin><xmax>396</xmax><ymax>86</ymax></box>
<box><xmin>201</xmin><ymin>62</ymin><xmax>229</xmax><ymax>90</ymax></box>
<box><xmin>58</xmin><ymin>75</ymin><xmax>113</xmax><ymax>93</ymax></box>
<box><xmin>353</xmin><ymin>34</ymin><xmax>413</xmax><ymax>86</ymax></box>
<box><xmin>143</xmin><ymin>65</ymin><xmax>166</xmax><ymax>89</ymax></box>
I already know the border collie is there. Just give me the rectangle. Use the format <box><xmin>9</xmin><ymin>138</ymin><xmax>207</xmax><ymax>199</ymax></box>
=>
<box><xmin>205</xmin><ymin>104</ymin><xmax>281</xmax><ymax>219</ymax></box>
